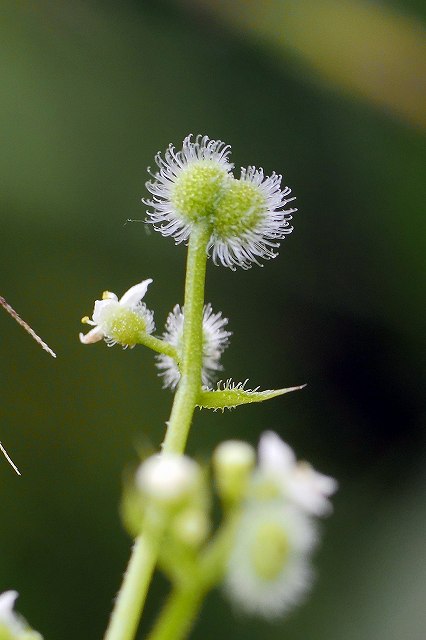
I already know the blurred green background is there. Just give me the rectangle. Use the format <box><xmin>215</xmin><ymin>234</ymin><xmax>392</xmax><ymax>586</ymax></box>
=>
<box><xmin>1</xmin><ymin>1</ymin><xmax>425</xmax><ymax>638</ymax></box>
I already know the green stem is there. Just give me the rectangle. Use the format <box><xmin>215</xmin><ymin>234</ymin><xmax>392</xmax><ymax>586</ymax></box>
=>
<box><xmin>138</xmin><ymin>333</ymin><xmax>178</xmax><ymax>359</ymax></box>
<box><xmin>162</xmin><ymin>222</ymin><xmax>209</xmax><ymax>454</ymax></box>
<box><xmin>145</xmin><ymin>586</ymin><xmax>205</xmax><ymax>640</ymax></box>
<box><xmin>103</xmin><ymin>534</ymin><xmax>160</xmax><ymax>640</ymax></box>
<box><xmin>145</xmin><ymin>512</ymin><xmax>241</xmax><ymax>640</ymax></box>
<box><xmin>103</xmin><ymin>221</ymin><xmax>210</xmax><ymax>640</ymax></box>
<box><xmin>198</xmin><ymin>510</ymin><xmax>240</xmax><ymax>588</ymax></box>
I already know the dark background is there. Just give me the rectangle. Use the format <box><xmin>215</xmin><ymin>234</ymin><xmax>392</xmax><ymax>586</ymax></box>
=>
<box><xmin>1</xmin><ymin>1</ymin><xmax>425</xmax><ymax>639</ymax></box>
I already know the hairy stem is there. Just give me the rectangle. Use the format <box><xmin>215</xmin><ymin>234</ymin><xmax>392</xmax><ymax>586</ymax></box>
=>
<box><xmin>103</xmin><ymin>535</ymin><xmax>160</xmax><ymax>640</ymax></box>
<box><xmin>162</xmin><ymin>222</ymin><xmax>209</xmax><ymax>454</ymax></box>
<box><xmin>103</xmin><ymin>221</ymin><xmax>209</xmax><ymax>640</ymax></box>
<box><xmin>138</xmin><ymin>333</ymin><xmax>178</xmax><ymax>359</ymax></box>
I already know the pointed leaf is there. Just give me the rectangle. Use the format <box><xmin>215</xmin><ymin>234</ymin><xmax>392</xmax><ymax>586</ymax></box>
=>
<box><xmin>198</xmin><ymin>380</ymin><xmax>306</xmax><ymax>411</ymax></box>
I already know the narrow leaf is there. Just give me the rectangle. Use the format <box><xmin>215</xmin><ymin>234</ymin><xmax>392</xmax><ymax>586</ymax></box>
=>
<box><xmin>198</xmin><ymin>379</ymin><xmax>306</xmax><ymax>411</ymax></box>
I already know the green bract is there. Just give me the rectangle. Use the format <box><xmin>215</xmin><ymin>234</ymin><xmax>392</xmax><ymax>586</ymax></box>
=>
<box><xmin>198</xmin><ymin>380</ymin><xmax>306</xmax><ymax>410</ymax></box>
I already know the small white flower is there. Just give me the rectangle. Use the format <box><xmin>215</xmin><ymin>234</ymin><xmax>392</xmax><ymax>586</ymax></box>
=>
<box><xmin>136</xmin><ymin>453</ymin><xmax>200</xmax><ymax>505</ymax></box>
<box><xmin>144</xmin><ymin>134</ymin><xmax>234</xmax><ymax>244</ymax></box>
<box><xmin>210</xmin><ymin>166</ymin><xmax>296</xmax><ymax>270</ymax></box>
<box><xmin>156</xmin><ymin>303</ymin><xmax>231</xmax><ymax>389</ymax></box>
<box><xmin>257</xmin><ymin>431</ymin><xmax>338</xmax><ymax>516</ymax></box>
<box><xmin>79</xmin><ymin>279</ymin><xmax>155</xmax><ymax>348</ymax></box>
<box><xmin>225</xmin><ymin>503</ymin><xmax>317</xmax><ymax>619</ymax></box>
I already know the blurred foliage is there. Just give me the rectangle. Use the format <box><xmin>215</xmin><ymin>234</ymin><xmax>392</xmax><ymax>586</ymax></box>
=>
<box><xmin>1</xmin><ymin>1</ymin><xmax>425</xmax><ymax>639</ymax></box>
<box><xmin>180</xmin><ymin>0</ymin><xmax>426</xmax><ymax>129</ymax></box>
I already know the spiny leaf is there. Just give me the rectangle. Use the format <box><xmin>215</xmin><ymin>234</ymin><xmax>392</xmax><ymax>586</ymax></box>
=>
<box><xmin>198</xmin><ymin>379</ymin><xmax>306</xmax><ymax>411</ymax></box>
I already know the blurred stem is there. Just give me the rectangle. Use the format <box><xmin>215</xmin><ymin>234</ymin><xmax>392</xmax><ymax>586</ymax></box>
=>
<box><xmin>103</xmin><ymin>533</ymin><xmax>160</xmax><ymax>640</ymax></box>
<box><xmin>146</xmin><ymin>511</ymin><xmax>240</xmax><ymax>640</ymax></box>
<box><xmin>103</xmin><ymin>221</ymin><xmax>209</xmax><ymax>640</ymax></box>
<box><xmin>162</xmin><ymin>221</ymin><xmax>209</xmax><ymax>454</ymax></box>
<box><xmin>145</xmin><ymin>585</ymin><xmax>205</xmax><ymax>640</ymax></box>
<box><xmin>197</xmin><ymin>509</ymin><xmax>240</xmax><ymax>588</ymax></box>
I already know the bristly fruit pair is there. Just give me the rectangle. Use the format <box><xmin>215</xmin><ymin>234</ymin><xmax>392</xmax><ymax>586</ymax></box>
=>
<box><xmin>144</xmin><ymin>134</ymin><xmax>297</xmax><ymax>270</ymax></box>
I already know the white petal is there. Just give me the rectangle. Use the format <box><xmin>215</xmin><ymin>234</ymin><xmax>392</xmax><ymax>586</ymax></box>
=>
<box><xmin>119</xmin><ymin>279</ymin><xmax>153</xmax><ymax>307</ymax></box>
<box><xmin>310</xmin><ymin>468</ymin><xmax>338</xmax><ymax>497</ymax></box>
<box><xmin>92</xmin><ymin>298</ymin><xmax>116</xmax><ymax>324</ymax></box>
<box><xmin>0</xmin><ymin>590</ymin><xmax>22</xmax><ymax>632</ymax></box>
<box><xmin>258</xmin><ymin>431</ymin><xmax>296</xmax><ymax>474</ymax></box>
<box><xmin>79</xmin><ymin>326</ymin><xmax>105</xmax><ymax>344</ymax></box>
<box><xmin>286</xmin><ymin>465</ymin><xmax>338</xmax><ymax>516</ymax></box>
<box><xmin>103</xmin><ymin>291</ymin><xmax>119</xmax><ymax>301</ymax></box>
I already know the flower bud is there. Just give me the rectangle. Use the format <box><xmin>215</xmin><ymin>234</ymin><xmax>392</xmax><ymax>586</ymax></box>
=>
<box><xmin>171</xmin><ymin>508</ymin><xmax>210</xmax><ymax>548</ymax></box>
<box><xmin>213</xmin><ymin>440</ymin><xmax>256</xmax><ymax>504</ymax></box>
<box><xmin>135</xmin><ymin>454</ymin><xmax>200</xmax><ymax>507</ymax></box>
